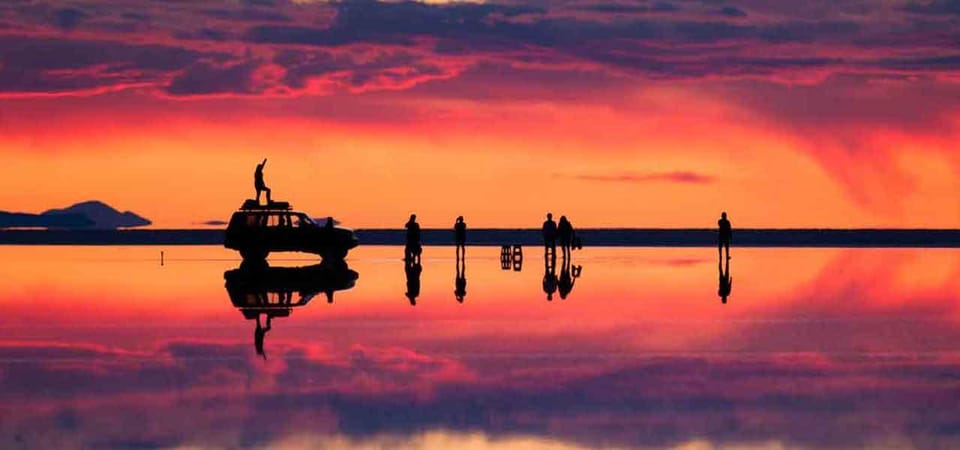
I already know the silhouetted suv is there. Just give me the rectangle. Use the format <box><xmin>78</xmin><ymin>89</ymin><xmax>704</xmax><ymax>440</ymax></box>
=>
<box><xmin>225</xmin><ymin>200</ymin><xmax>358</xmax><ymax>262</ymax></box>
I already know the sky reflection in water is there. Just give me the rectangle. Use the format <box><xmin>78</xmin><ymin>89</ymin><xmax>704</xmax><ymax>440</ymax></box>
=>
<box><xmin>0</xmin><ymin>246</ymin><xmax>958</xmax><ymax>449</ymax></box>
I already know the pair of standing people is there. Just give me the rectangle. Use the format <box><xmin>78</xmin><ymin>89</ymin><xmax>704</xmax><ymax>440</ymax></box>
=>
<box><xmin>405</xmin><ymin>215</ymin><xmax>468</xmax><ymax>258</ymax></box>
<box><xmin>542</xmin><ymin>213</ymin><xmax>577</xmax><ymax>258</ymax></box>
<box><xmin>403</xmin><ymin>214</ymin><xmax>467</xmax><ymax>305</ymax></box>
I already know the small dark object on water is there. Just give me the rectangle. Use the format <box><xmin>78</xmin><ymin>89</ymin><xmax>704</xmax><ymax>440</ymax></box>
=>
<box><xmin>512</xmin><ymin>245</ymin><xmax>523</xmax><ymax>271</ymax></box>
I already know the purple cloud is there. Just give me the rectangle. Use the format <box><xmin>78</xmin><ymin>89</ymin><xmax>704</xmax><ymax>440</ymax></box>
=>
<box><xmin>0</xmin><ymin>0</ymin><xmax>957</xmax><ymax>98</ymax></box>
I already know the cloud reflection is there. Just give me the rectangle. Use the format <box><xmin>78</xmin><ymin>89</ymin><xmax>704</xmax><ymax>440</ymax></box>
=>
<box><xmin>1</xmin><ymin>247</ymin><xmax>959</xmax><ymax>448</ymax></box>
<box><xmin>2</xmin><ymin>338</ymin><xmax>960</xmax><ymax>449</ymax></box>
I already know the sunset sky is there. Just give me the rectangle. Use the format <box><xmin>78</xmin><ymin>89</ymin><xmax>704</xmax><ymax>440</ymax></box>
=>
<box><xmin>1</xmin><ymin>0</ymin><xmax>958</xmax><ymax>228</ymax></box>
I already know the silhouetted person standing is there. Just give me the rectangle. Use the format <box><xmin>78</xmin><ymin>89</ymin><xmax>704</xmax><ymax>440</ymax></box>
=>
<box><xmin>255</xmin><ymin>159</ymin><xmax>271</xmax><ymax>204</ymax></box>
<box><xmin>254</xmin><ymin>313</ymin><xmax>272</xmax><ymax>360</ymax></box>
<box><xmin>718</xmin><ymin>257</ymin><xmax>732</xmax><ymax>304</ymax></box>
<box><xmin>558</xmin><ymin>215</ymin><xmax>574</xmax><ymax>259</ymax></box>
<box><xmin>454</xmin><ymin>216</ymin><xmax>466</xmax><ymax>256</ymax></box>
<box><xmin>405</xmin><ymin>214</ymin><xmax>421</xmax><ymax>262</ymax></box>
<box><xmin>542</xmin><ymin>213</ymin><xmax>557</xmax><ymax>258</ymax></box>
<box><xmin>405</xmin><ymin>258</ymin><xmax>422</xmax><ymax>306</ymax></box>
<box><xmin>718</xmin><ymin>212</ymin><xmax>732</xmax><ymax>260</ymax></box>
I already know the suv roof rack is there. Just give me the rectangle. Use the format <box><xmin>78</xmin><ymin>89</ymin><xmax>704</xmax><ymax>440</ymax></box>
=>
<box><xmin>239</xmin><ymin>199</ymin><xmax>293</xmax><ymax>211</ymax></box>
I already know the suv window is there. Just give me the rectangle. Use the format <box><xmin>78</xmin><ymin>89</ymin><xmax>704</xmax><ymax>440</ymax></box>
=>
<box><xmin>292</xmin><ymin>214</ymin><xmax>313</xmax><ymax>227</ymax></box>
<box><xmin>236</xmin><ymin>212</ymin><xmax>305</xmax><ymax>228</ymax></box>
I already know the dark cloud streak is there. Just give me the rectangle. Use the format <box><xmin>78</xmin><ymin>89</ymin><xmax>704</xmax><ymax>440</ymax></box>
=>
<box><xmin>718</xmin><ymin>6</ymin><xmax>748</xmax><ymax>17</ymax></box>
<box><xmin>166</xmin><ymin>60</ymin><xmax>267</xmax><ymax>95</ymax></box>
<box><xmin>52</xmin><ymin>7</ymin><xmax>89</xmax><ymax>30</ymax></box>
<box><xmin>560</xmin><ymin>171</ymin><xmax>714</xmax><ymax>184</ymax></box>
<box><xmin>0</xmin><ymin>35</ymin><xmax>213</xmax><ymax>95</ymax></box>
<box><xmin>904</xmin><ymin>0</ymin><xmax>960</xmax><ymax>15</ymax></box>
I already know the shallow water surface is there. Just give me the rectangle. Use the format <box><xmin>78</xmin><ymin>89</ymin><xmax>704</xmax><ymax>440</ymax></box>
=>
<box><xmin>1</xmin><ymin>246</ymin><xmax>958</xmax><ymax>449</ymax></box>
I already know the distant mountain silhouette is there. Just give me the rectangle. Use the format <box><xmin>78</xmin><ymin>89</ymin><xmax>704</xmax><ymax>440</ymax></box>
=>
<box><xmin>0</xmin><ymin>200</ymin><xmax>151</xmax><ymax>229</ymax></box>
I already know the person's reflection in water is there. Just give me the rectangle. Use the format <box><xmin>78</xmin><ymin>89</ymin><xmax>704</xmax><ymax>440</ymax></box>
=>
<box><xmin>405</xmin><ymin>256</ymin><xmax>422</xmax><ymax>306</ymax></box>
<box><xmin>543</xmin><ymin>251</ymin><xmax>558</xmax><ymax>301</ymax></box>
<box><xmin>254</xmin><ymin>313</ymin><xmax>272</xmax><ymax>360</ymax></box>
<box><xmin>226</xmin><ymin>261</ymin><xmax>360</xmax><ymax>360</ymax></box>
<box><xmin>455</xmin><ymin>249</ymin><xmax>467</xmax><ymax>303</ymax></box>
<box><xmin>718</xmin><ymin>255</ymin><xmax>733</xmax><ymax>304</ymax></box>
<box><xmin>558</xmin><ymin>251</ymin><xmax>582</xmax><ymax>300</ymax></box>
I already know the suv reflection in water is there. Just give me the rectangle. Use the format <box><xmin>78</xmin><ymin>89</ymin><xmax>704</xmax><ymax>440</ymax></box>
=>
<box><xmin>224</xmin><ymin>260</ymin><xmax>359</xmax><ymax>359</ymax></box>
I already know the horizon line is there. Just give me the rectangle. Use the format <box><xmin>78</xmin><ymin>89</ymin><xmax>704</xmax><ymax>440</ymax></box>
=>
<box><xmin>3</xmin><ymin>228</ymin><xmax>960</xmax><ymax>248</ymax></box>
